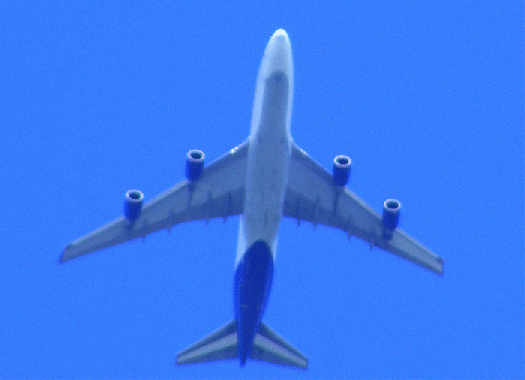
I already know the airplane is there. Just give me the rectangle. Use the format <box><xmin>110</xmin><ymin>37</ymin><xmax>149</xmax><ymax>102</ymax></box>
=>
<box><xmin>60</xmin><ymin>28</ymin><xmax>444</xmax><ymax>370</ymax></box>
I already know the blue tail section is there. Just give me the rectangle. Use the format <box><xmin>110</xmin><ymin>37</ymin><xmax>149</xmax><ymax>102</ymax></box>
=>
<box><xmin>176</xmin><ymin>239</ymin><xmax>307</xmax><ymax>369</ymax></box>
<box><xmin>234</xmin><ymin>240</ymin><xmax>274</xmax><ymax>366</ymax></box>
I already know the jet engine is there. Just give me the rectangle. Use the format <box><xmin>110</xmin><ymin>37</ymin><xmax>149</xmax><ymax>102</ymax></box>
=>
<box><xmin>332</xmin><ymin>155</ymin><xmax>351</xmax><ymax>186</ymax></box>
<box><xmin>186</xmin><ymin>149</ymin><xmax>205</xmax><ymax>182</ymax></box>
<box><xmin>382</xmin><ymin>199</ymin><xmax>401</xmax><ymax>239</ymax></box>
<box><xmin>124</xmin><ymin>189</ymin><xmax>144</xmax><ymax>222</ymax></box>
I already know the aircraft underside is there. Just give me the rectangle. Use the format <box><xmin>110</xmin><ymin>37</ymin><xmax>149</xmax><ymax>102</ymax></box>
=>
<box><xmin>60</xmin><ymin>28</ymin><xmax>443</xmax><ymax>371</ymax></box>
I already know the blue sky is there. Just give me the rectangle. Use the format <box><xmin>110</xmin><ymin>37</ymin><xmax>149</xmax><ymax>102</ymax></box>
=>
<box><xmin>1</xmin><ymin>2</ymin><xmax>523</xmax><ymax>379</ymax></box>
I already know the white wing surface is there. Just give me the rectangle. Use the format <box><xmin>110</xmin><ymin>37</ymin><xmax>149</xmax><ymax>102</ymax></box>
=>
<box><xmin>60</xmin><ymin>142</ymin><xmax>249</xmax><ymax>262</ymax></box>
<box><xmin>284</xmin><ymin>143</ymin><xmax>444</xmax><ymax>275</ymax></box>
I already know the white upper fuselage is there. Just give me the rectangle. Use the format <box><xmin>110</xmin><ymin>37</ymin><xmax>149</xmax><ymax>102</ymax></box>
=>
<box><xmin>236</xmin><ymin>29</ymin><xmax>294</xmax><ymax>265</ymax></box>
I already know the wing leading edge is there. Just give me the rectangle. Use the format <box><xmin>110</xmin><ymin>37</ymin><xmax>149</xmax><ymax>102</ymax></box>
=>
<box><xmin>284</xmin><ymin>143</ymin><xmax>444</xmax><ymax>275</ymax></box>
<box><xmin>60</xmin><ymin>141</ymin><xmax>249</xmax><ymax>262</ymax></box>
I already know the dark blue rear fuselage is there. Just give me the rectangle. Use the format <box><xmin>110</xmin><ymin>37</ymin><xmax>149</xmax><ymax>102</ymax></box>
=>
<box><xmin>233</xmin><ymin>240</ymin><xmax>274</xmax><ymax>366</ymax></box>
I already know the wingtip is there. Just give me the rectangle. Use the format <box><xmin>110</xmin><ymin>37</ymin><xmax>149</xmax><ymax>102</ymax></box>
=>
<box><xmin>58</xmin><ymin>244</ymin><xmax>72</xmax><ymax>264</ymax></box>
<box><xmin>437</xmin><ymin>258</ymin><xmax>444</xmax><ymax>276</ymax></box>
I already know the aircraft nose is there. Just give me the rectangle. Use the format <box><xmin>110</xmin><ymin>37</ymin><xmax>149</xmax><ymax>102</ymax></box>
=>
<box><xmin>270</xmin><ymin>29</ymin><xmax>290</xmax><ymax>49</ymax></box>
<box><xmin>264</xmin><ymin>29</ymin><xmax>293</xmax><ymax>77</ymax></box>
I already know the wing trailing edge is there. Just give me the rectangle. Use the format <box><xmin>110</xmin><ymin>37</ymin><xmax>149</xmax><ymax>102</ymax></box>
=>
<box><xmin>176</xmin><ymin>320</ymin><xmax>308</xmax><ymax>369</ymax></box>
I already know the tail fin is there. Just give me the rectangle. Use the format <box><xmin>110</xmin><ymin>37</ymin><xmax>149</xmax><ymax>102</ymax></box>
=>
<box><xmin>176</xmin><ymin>320</ymin><xmax>308</xmax><ymax>369</ymax></box>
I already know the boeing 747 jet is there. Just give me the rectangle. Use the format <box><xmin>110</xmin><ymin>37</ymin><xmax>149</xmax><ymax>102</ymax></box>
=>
<box><xmin>61</xmin><ymin>29</ymin><xmax>444</xmax><ymax>369</ymax></box>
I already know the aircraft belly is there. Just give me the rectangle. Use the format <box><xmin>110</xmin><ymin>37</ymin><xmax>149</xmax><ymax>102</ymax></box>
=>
<box><xmin>242</xmin><ymin>69</ymin><xmax>292</xmax><ymax>258</ymax></box>
<box><xmin>243</xmin><ymin>135</ymin><xmax>290</xmax><ymax>256</ymax></box>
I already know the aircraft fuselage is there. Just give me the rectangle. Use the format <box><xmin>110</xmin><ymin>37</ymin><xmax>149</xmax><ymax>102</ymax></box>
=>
<box><xmin>234</xmin><ymin>30</ymin><xmax>294</xmax><ymax>366</ymax></box>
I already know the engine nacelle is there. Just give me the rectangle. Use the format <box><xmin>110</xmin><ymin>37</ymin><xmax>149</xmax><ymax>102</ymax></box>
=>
<box><xmin>186</xmin><ymin>149</ymin><xmax>205</xmax><ymax>182</ymax></box>
<box><xmin>332</xmin><ymin>155</ymin><xmax>351</xmax><ymax>186</ymax></box>
<box><xmin>124</xmin><ymin>190</ymin><xmax>144</xmax><ymax>222</ymax></box>
<box><xmin>382</xmin><ymin>199</ymin><xmax>401</xmax><ymax>239</ymax></box>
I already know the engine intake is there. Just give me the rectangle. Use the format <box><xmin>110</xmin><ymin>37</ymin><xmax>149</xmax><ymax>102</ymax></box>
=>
<box><xmin>332</xmin><ymin>155</ymin><xmax>351</xmax><ymax>186</ymax></box>
<box><xmin>382</xmin><ymin>199</ymin><xmax>401</xmax><ymax>239</ymax></box>
<box><xmin>124</xmin><ymin>189</ymin><xmax>144</xmax><ymax>222</ymax></box>
<box><xmin>186</xmin><ymin>149</ymin><xmax>205</xmax><ymax>182</ymax></box>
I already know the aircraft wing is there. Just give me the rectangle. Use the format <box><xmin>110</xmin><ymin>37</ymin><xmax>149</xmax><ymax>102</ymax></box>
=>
<box><xmin>283</xmin><ymin>143</ymin><xmax>444</xmax><ymax>275</ymax></box>
<box><xmin>60</xmin><ymin>141</ymin><xmax>249</xmax><ymax>262</ymax></box>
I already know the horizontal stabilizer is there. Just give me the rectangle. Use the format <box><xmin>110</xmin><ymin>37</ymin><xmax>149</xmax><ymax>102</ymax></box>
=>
<box><xmin>176</xmin><ymin>319</ymin><xmax>307</xmax><ymax>369</ymax></box>
<box><xmin>176</xmin><ymin>320</ymin><xmax>238</xmax><ymax>365</ymax></box>
<box><xmin>250</xmin><ymin>321</ymin><xmax>308</xmax><ymax>369</ymax></box>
